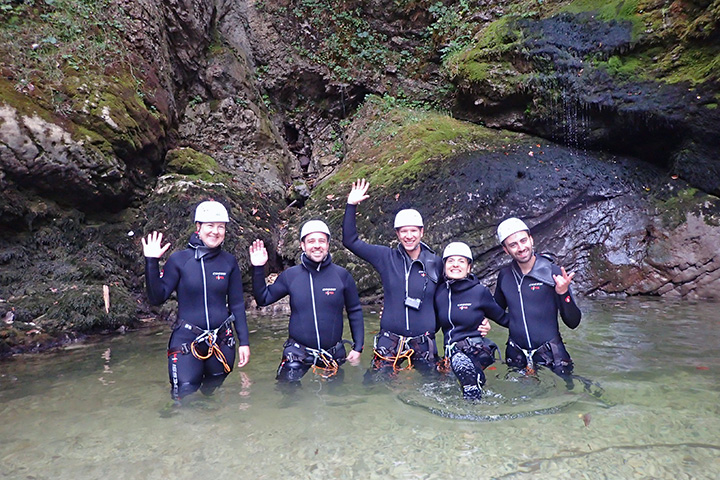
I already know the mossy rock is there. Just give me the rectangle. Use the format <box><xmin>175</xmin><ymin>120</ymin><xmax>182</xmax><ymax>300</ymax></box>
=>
<box><xmin>165</xmin><ymin>147</ymin><xmax>232</xmax><ymax>183</ymax></box>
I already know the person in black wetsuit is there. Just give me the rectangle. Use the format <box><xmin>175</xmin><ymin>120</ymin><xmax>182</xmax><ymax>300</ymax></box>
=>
<box><xmin>343</xmin><ymin>179</ymin><xmax>442</xmax><ymax>375</ymax></box>
<box><xmin>142</xmin><ymin>200</ymin><xmax>250</xmax><ymax>401</ymax></box>
<box><xmin>494</xmin><ymin>217</ymin><xmax>581</xmax><ymax>377</ymax></box>
<box><xmin>435</xmin><ymin>242</ymin><xmax>506</xmax><ymax>399</ymax></box>
<box><xmin>250</xmin><ymin>220</ymin><xmax>364</xmax><ymax>384</ymax></box>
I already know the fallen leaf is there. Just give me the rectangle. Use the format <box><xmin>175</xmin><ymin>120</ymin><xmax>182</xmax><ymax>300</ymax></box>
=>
<box><xmin>580</xmin><ymin>413</ymin><xmax>591</xmax><ymax>427</ymax></box>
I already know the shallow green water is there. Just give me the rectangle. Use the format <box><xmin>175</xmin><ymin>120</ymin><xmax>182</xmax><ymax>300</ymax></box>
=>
<box><xmin>1</xmin><ymin>298</ymin><xmax>719</xmax><ymax>479</ymax></box>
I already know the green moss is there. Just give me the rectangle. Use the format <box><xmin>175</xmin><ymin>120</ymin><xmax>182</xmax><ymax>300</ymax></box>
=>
<box><xmin>444</xmin><ymin>16</ymin><xmax>524</xmax><ymax>80</ymax></box>
<box><xmin>312</xmin><ymin>95</ymin><xmax>518</xmax><ymax>200</ymax></box>
<box><xmin>561</xmin><ymin>0</ymin><xmax>643</xmax><ymax>37</ymax></box>
<box><xmin>0</xmin><ymin>0</ymin><xmax>132</xmax><ymax>85</ymax></box>
<box><xmin>656</xmin><ymin>188</ymin><xmax>700</xmax><ymax>229</ymax></box>
<box><xmin>658</xmin><ymin>46</ymin><xmax>720</xmax><ymax>85</ymax></box>
<box><xmin>563</xmin><ymin>0</ymin><xmax>638</xmax><ymax>19</ymax></box>
<box><xmin>165</xmin><ymin>148</ymin><xmax>232</xmax><ymax>184</ymax></box>
<box><xmin>597</xmin><ymin>54</ymin><xmax>651</xmax><ymax>81</ymax></box>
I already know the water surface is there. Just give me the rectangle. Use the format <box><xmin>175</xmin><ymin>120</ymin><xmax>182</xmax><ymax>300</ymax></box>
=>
<box><xmin>1</xmin><ymin>298</ymin><xmax>719</xmax><ymax>479</ymax></box>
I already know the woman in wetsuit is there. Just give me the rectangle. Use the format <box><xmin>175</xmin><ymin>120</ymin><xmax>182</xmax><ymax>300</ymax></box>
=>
<box><xmin>142</xmin><ymin>200</ymin><xmax>250</xmax><ymax>401</ymax></box>
<box><xmin>434</xmin><ymin>242</ymin><xmax>507</xmax><ymax>400</ymax></box>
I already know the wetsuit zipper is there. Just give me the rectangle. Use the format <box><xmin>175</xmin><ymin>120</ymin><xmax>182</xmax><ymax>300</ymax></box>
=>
<box><xmin>308</xmin><ymin>266</ymin><xmax>322</xmax><ymax>351</ymax></box>
<box><xmin>512</xmin><ymin>267</ymin><xmax>533</xmax><ymax>349</ymax></box>
<box><xmin>447</xmin><ymin>282</ymin><xmax>456</xmax><ymax>344</ymax></box>
<box><xmin>404</xmin><ymin>261</ymin><xmax>411</xmax><ymax>331</ymax></box>
<box><xmin>200</xmin><ymin>258</ymin><xmax>210</xmax><ymax>330</ymax></box>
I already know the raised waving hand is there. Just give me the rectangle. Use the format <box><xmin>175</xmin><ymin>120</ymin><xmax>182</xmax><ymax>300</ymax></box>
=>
<box><xmin>249</xmin><ymin>239</ymin><xmax>269</xmax><ymax>267</ymax></box>
<box><xmin>141</xmin><ymin>231</ymin><xmax>171</xmax><ymax>258</ymax></box>
<box><xmin>553</xmin><ymin>266</ymin><xmax>576</xmax><ymax>295</ymax></box>
<box><xmin>347</xmin><ymin>178</ymin><xmax>370</xmax><ymax>205</ymax></box>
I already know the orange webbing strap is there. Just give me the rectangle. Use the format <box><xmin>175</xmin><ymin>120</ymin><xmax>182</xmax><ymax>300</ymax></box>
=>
<box><xmin>373</xmin><ymin>335</ymin><xmax>415</xmax><ymax>372</ymax></box>
<box><xmin>190</xmin><ymin>332</ymin><xmax>232</xmax><ymax>373</ymax></box>
<box><xmin>309</xmin><ymin>349</ymin><xmax>339</xmax><ymax>379</ymax></box>
<box><xmin>436</xmin><ymin>356</ymin><xmax>451</xmax><ymax>374</ymax></box>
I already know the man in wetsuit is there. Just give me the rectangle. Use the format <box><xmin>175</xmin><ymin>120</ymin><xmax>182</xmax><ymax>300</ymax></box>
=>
<box><xmin>343</xmin><ymin>179</ymin><xmax>442</xmax><ymax>375</ymax></box>
<box><xmin>494</xmin><ymin>217</ymin><xmax>581</xmax><ymax>377</ymax></box>
<box><xmin>250</xmin><ymin>220</ymin><xmax>364</xmax><ymax>383</ymax></box>
<box><xmin>143</xmin><ymin>200</ymin><xmax>250</xmax><ymax>401</ymax></box>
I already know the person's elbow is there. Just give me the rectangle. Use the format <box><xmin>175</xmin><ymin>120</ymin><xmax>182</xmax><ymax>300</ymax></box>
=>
<box><xmin>252</xmin><ymin>294</ymin><xmax>270</xmax><ymax>307</ymax></box>
<box><xmin>566</xmin><ymin>314</ymin><xmax>582</xmax><ymax>329</ymax></box>
<box><xmin>146</xmin><ymin>292</ymin><xmax>165</xmax><ymax>306</ymax></box>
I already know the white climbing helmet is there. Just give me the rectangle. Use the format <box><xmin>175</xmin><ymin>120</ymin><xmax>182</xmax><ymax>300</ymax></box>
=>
<box><xmin>497</xmin><ymin>217</ymin><xmax>530</xmax><ymax>244</ymax></box>
<box><xmin>442</xmin><ymin>242</ymin><xmax>473</xmax><ymax>262</ymax></box>
<box><xmin>300</xmin><ymin>220</ymin><xmax>331</xmax><ymax>240</ymax></box>
<box><xmin>194</xmin><ymin>201</ymin><xmax>229</xmax><ymax>223</ymax></box>
<box><xmin>394</xmin><ymin>209</ymin><xmax>424</xmax><ymax>229</ymax></box>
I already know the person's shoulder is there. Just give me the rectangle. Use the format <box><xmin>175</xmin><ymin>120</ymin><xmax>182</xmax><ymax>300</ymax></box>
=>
<box><xmin>328</xmin><ymin>260</ymin><xmax>349</xmax><ymax>271</ymax></box>
<box><xmin>281</xmin><ymin>264</ymin><xmax>303</xmax><ymax>276</ymax></box>
<box><xmin>497</xmin><ymin>263</ymin><xmax>513</xmax><ymax>275</ymax></box>
<box><xmin>474</xmin><ymin>280</ymin><xmax>492</xmax><ymax>293</ymax></box>
<box><xmin>328</xmin><ymin>262</ymin><xmax>354</xmax><ymax>277</ymax></box>
<box><xmin>217</xmin><ymin>250</ymin><xmax>240</xmax><ymax>264</ymax></box>
<box><xmin>168</xmin><ymin>248</ymin><xmax>192</xmax><ymax>262</ymax></box>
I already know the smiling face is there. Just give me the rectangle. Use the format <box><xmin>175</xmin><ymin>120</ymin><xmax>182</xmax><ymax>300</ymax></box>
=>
<box><xmin>502</xmin><ymin>230</ymin><xmax>534</xmax><ymax>266</ymax></box>
<box><xmin>196</xmin><ymin>222</ymin><xmax>226</xmax><ymax>249</ymax></box>
<box><xmin>395</xmin><ymin>226</ymin><xmax>423</xmax><ymax>256</ymax></box>
<box><xmin>444</xmin><ymin>255</ymin><xmax>472</xmax><ymax>280</ymax></box>
<box><xmin>301</xmin><ymin>232</ymin><xmax>330</xmax><ymax>263</ymax></box>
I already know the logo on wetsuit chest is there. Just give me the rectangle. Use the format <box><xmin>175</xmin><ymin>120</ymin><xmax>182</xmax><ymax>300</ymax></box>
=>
<box><xmin>323</xmin><ymin>287</ymin><xmax>337</xmax><ymax>295</ymax></box>
<box><xmin>529</xmin><ymin>282</ymin><xmax>543</xmax><ymax>291</ymax></box>
<box><xmin>213</xmin><ymin>271</ymin><xmax>227</xmax><ymax>280</ymax></box>
<box><xmin>457</xmin><ymin>303</ymin><xmax>472</xmax><ymax>310</ymax></box>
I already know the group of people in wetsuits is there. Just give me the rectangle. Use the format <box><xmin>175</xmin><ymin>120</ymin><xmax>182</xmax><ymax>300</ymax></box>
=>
<box><xmin>142</xmin><ymin>179</ymin><xmax>582</xmax><ymax>402</ymax></box>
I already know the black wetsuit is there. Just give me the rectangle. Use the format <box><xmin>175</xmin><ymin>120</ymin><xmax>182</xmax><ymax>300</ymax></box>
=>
<box><xmin>494</xmin><ymin>254</ymin><xmax>581</xmax><ymax>375</ymax></box>
<box><xmin>435</xmin><ymin>274</ymin><xmax>506</xmax><ymax>398</ymax></box>
<box><xmin>342</xmin><ymin>203</ymin><xmax>442</xmax><ymax>372</ymax></box>
<box><xmin>145</xmin><ymin>232</ymin><xmax>249</xmax><ymax>399</ymax></box>
<box><xmin>252</xmin><ymin>252</ymin><xmax>364</xmax><ymax>382</ymax></box>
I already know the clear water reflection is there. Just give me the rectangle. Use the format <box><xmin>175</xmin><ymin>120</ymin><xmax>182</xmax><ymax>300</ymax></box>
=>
<box><xmin>1</xmin><ymin>298</ymin><xmax>719</xmax><ymax>479</ymax></box>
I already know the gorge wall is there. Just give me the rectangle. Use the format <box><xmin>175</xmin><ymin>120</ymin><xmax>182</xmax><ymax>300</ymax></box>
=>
<box><xmin>0</xmin><ymin>0</ymin><xmax>718</xmax><ymax>354</ymax></box>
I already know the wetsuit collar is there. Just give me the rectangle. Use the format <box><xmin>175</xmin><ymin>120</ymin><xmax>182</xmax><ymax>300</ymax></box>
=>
<box><xmin>512</xmin><ymin>254</ymin><xmax>555</xmax><ymax>286</ymax></box>
<box><xmin>398</xmin><ymin>242</ymin><xmax>435</xmax><ymax>264</ymax></box>
<box><xmin>300</xmin><ymin>252</ymin><xmax>332</xmax><ymax>271</ymax></box>
<box><xmin>444</xmin><ymin>273</ymin><xmax>480</xmax><ymax>292</ymax></box>
<box><xmin>398</xmin><ymin>242</ymin><xmax>440</xmax><ymax>283</ymax></box>
<box><xmin>188</xmin><ymin>232</ymin><xmax>222</xmax><ymax>260</ymax></box>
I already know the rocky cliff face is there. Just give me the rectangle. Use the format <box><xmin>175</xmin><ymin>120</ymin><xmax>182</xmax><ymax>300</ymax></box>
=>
<box><xmin>447</xmin><ymin>0</ymin><xmax>720</xmax><ymax>195</ymax></box>
<box><xmin>297</xmin><ymin>96</ymin><xmax>720</xmax><ymax>300</ymax></box>
<box><xmin>0</xmin><ymin>0</ymin><xmax>719</xmax><ymax>355</ymax></box>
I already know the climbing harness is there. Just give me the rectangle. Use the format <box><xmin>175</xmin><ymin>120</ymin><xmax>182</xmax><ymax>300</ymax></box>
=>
<box><xmin>372</xmin><ymin>330</ymin><xmax>434</xmax><ymax>372</ymax></box>
<box><xmin>508</xmin><ymin>337</ymin><xmax>557</xmax><ymax>376</ymax></box>
<box><xmin>446</xmin><ymin>336</ymin><xmax>501</xmax><ymax>364</ymax></box>
<box><xmin>281</xmin><ymin>338</ymin><xmax>350</xmax><ymax>379</ymax></box>
<box><xmin>167</xmin><ymin>316</ymin><xmax>235</xmax><ymax>374</ymax></box>
<box><xmin>307</xmin><ymin>347</ymin><xmax>340</xmax><ymax>379</ymax></box>
<box><xmin>373</xmin><ymin>335</ymin><xmax>415</xmax><ymax>372</ymax></box>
